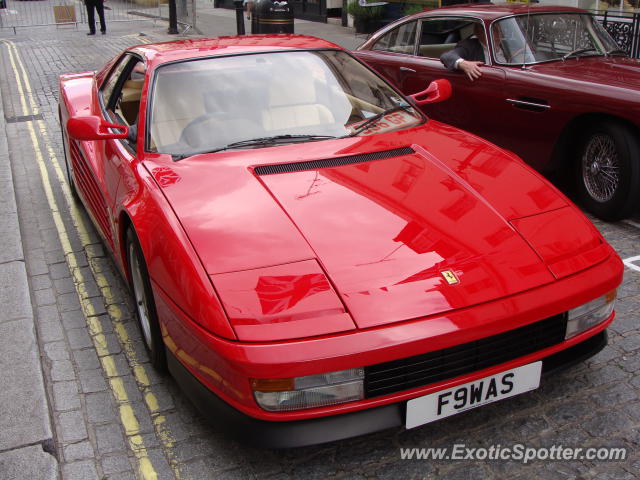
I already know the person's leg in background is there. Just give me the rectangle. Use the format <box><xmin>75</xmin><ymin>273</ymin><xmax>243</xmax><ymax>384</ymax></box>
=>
<box><xmin>96</xmin><ymin>0</ymin><xmax>107</xmax><ymax>33</ymax></box>
<box><xmin>85</xmin><ymin>0</ymin><xmax>96</xmax><ymax>35</ymax></box>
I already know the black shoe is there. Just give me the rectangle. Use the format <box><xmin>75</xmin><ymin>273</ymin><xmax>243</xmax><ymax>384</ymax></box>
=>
<box><xmin>87</xmin><ymin>31</ymin><xmax>95</xmax><ymax>35</ymax></box>
<box><xmin>101</xmin><ymin>30</ymin><xmax>106</xmax><ymax>34</ymax></box>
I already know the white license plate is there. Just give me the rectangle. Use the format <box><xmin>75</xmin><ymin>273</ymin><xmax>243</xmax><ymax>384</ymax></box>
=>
<box><xmin>406</xmin><ymin>362</ymin><xmax>542</xmax><ymax>429</ymax></box>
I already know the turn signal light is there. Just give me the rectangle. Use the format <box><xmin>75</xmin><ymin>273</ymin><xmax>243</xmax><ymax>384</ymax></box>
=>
<box><xmin>250</xmin><ymin>368</ymin><xmax>365</xmax><ymax>412</ymax></box>
<box><xmin>565</xmin><ymin>290</ymin><xmax>616</xmax><ymax>339</ymax></box>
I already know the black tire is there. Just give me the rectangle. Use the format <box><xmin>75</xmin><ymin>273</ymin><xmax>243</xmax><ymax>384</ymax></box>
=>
<box><xmin>126</xmin><ymin>228</ymin><xmax>166</xmax><ymax>370</ymax></box>
<box><xmin>574</xmin><ymin>121</ymin><xmax>640</xmax><ymax>221</ymax></box>
<box><xmin>59</xmin><ymin>110</ymin><xmax>79</xmax><ymax>200</ymax></box>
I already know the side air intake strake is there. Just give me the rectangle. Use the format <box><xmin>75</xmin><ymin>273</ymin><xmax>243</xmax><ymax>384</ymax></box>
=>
<box><xmin>254</xmin><ymin>147</ymin><xmax>415</xmax><ymax>175</ymax></box>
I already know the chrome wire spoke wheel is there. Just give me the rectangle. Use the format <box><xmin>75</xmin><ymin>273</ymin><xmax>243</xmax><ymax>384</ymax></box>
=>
<box><xmin>129</xmin><ymin>242</ymin><xmax>153</xmax><ymax>350</ymax></box>
<box><xmin>582</xmin><ymin>133</ymin><xmax>619</xmax><ymax>203</ymax></box>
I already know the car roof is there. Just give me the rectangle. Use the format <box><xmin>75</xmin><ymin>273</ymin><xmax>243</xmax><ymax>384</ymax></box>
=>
<box><xmin>127</xmin><ymin>34</ymin><xmax>343</xmax><ymax>68</ymax></box>
<box><xmin>418</xmin><ymin>2</ymin><xmax>587</xmax><ymax>21</ymax></box>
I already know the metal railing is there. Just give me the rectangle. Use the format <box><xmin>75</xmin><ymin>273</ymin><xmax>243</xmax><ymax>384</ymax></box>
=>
<box><xmin>0</xmin><ymin>0</ymin><xmax>175</xmax><ymax>32</ymax></box>
<box><xmin>597</xmin><ymin>10</ymin><xmax>640</xmax><ymax>58</ymax></box>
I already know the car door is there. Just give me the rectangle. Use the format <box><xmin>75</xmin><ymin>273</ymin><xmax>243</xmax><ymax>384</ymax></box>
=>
<box><xmin>405</xmin><ymin>17</ymin><xmax>511</xmax><ymax>143</ymax></box>
<box><xmin>69</xmin><ymin>55</ymin><xmax>134</xmax><ymax>250</ymax></box>
<box><xmin>358</xmin><ymin>16</ymin><xmax>509</xmax><ymax>148</ymax></box>
<box><xmin>354</xmin><ymin>19</ymin><xmax>421</xmax><ymax>88</ymax></box>
<box><xmin>485</xmin><ymin>67</ymin><xmax>561</xmax><ymax>171</ymax></box>
<box><xmin>98</xmin><ymin>54</ymin><xmax>146</xmax><ymax>250</ymax></box>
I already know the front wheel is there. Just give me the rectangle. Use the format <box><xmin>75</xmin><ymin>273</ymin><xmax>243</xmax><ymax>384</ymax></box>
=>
<box><xmin>575</xmin><ymin>121</ymin><xmax>640</xmax><ymax>221</ymax></box>
<box><xmin>126</xmin><ymin>228</ymin><xmax>166</xmax><ymax>370</ymax></box>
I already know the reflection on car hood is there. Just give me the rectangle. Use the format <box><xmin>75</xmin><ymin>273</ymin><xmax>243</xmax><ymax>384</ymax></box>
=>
<box><xmin>144</xmin><ymin>123</ymin><xmax>609</xmax><ymax>329</ymax></box>
<box><xmin>528</xmin><ymin>56</ymin><xmax>640</xmax><ymax>91</ymax></box>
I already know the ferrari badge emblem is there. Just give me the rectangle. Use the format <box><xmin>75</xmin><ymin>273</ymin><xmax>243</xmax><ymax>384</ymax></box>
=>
<box><xmin>441</xmin><ymin>270</ymin><xmax>459</xmax><ymax>285</ymax></box>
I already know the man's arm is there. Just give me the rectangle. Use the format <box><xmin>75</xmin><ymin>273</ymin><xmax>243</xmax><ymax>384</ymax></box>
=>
<box><xmin>440</xmin><ymin>39</ymin><xmax>484</xmax><ymax>81</ymax></box>
<box><xmin>440</xmin><ymin>44</ymin><xmax>466</xmax><ymax>70</ymax></box>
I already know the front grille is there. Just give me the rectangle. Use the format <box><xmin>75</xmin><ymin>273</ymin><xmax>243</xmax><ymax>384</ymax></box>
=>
<box><xmin>254</xmin><ymin>147</ymin><xmax>414</xmax><ymax>175</ymax></box>
<box><xmin>364</xmin><ymin>314</ymin><xmax>568</xmax><ymax>398</ymax></box>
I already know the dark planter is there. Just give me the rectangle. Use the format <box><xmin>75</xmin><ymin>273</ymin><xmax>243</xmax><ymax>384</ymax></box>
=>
<box><xmin>354</xmin><ymin>17</ymin><xmax>383</xmax><ymax>34</ymax></box>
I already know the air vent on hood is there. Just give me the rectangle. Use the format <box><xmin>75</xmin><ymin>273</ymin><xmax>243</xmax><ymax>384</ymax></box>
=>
<box><xmin>254</xmin><ymin>147</ymin><xmax>415</xmax><ymax>175</ymax></box>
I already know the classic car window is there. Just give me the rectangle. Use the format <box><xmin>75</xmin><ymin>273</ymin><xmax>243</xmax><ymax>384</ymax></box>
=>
<box><xmin>417</xmin><ymin>18</ymin><xmax>481</xmax><ymax>59</ymax></box>
<box><xmin>372</xmin><ymin>21</ymin><xmax>418</xmax><ymax>54</ymax></box>
<box><xmin>148</xmin><ymin>50</ymin><xmax>422</xmax><ymax>157</ymax></box>
<box><xmin>492</xmin><ymin>13</ymin><xmax>621</xmax><ymax>65</ymax></box>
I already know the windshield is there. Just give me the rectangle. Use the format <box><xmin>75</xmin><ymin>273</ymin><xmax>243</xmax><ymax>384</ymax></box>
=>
<box><xmin>148</xmin><ymin>50</ymin><xmax>422</xmax><ymax>157</ymax></box>
<box><xmin>491</xmin><ymin>13</ymin><xmax>621</xmax><ymax>65</ymax></box>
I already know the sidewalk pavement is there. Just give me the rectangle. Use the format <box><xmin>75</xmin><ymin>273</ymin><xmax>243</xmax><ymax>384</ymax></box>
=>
<box><xmin>0</xmin><ymin>62</ymin><xmax>57</xmax><ymax>479</ymax></box>
<box><xmin>190</xmin><ymin>4</ymin><xmax>364</xmax><ymax>50</ymax></box>
<box><xmin>0</xmin><ymin>8</ymin><xmax>361</xmax><ymax>479</ymax></box>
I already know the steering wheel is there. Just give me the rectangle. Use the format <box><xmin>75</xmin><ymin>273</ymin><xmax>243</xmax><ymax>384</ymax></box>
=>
<box><xmin>179</xmin><ymin>113</ymin><xmax>225</xmax><ymax>148</ymax></box>
<box><xmin>508</xmin><ymin>47</ymin><xmax>527</xmax><ymax>63</ymax></box>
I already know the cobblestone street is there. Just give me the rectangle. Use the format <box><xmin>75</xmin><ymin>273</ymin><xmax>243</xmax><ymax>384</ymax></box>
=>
<box><xmin>1</xmin><ymin>3</ymin><xmax>639</xmax><ymax>479</ymax></box>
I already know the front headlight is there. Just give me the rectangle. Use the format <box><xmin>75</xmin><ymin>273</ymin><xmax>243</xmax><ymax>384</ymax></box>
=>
<box><xmin>251</xmin><ymin>368</ymin><xmax>364</xmax><ymax>412</ymax></box>
<box><xmin>565</xmin><ymin>290</ymin><xmax>616</xmax><ymax>339</ymax></box>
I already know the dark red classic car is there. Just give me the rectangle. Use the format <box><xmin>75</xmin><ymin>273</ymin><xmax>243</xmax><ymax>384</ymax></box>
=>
<box><xmin>59</xmin><ymin>35</ymin><xmax>622</xmax><ymax>447</ymax></box>
<box><xmin>354</xmin><ymin>3</ymin><xmax>640</xmax><ymax>220</ymax></box>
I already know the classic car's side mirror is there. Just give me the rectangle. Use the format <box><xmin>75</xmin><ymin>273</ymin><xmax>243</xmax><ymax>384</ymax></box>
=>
<box><xmin>67</xmin><ymin>115</ymin><xmax>129</xmax><ymax>141</ymax></box>
<box><xmin>409</xmin><ymin>79</ymin><xmax>452</xmax><ymax>106</ymax></box>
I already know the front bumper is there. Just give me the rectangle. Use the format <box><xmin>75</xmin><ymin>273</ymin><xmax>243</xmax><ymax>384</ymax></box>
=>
<box><xmin>168</xmin><ymin>330</ymin><xmax>607</xmax><ymax>448</ymax></box>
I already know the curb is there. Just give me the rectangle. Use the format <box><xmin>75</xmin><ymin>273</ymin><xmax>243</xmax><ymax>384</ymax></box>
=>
<box><xmin>0</xmin><ymin>63</ymin><xmax>59</xmax><ymax>479</ymax></box>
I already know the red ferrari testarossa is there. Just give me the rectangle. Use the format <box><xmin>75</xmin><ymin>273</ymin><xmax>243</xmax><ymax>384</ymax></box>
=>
<box><xmin>59</xmin><ymin>35</ymin><xmax>622</xmax><ymax>447</ymax></box>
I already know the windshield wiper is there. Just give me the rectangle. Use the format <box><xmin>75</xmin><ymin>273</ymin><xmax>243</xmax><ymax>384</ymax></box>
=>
<box><xmin>214</xmin><ymin>134</ymin><xmax>337</xmax><ymax>151</ymax></box>
<box><xmin>171</xmin><ymin>135</ymin><xmax>337</xmax><ymax>160</ymax></box>
<box><xmin>345</xmin><ymin>105</ymin><xmax>413</xmax><ymax>137</ymax></box>
<box><xmin>562</xmin><ymin>47</ymin><xmax>598</xmax><ymax>60</ymax></box>
<box><xmin>171</xmin><ymin>152</ymin><xmax>195</xmax><ymax>161</ymax></box>
<box><xmin>605</xmin><ymin>47</ymin><xmax>627</xmax><ymax>57</ymax></box>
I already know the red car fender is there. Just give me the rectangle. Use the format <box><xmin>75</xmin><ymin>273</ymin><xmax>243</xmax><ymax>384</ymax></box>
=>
<box><xmin>117</xmin><ymin>160</ymin><xmax>237</xmax><ymax>340</ymax></box>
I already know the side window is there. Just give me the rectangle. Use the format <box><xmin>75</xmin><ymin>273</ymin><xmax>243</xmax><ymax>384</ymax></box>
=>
<box><xmin>372</xmin><ymin>21</ymin><xmax>418</xmax><ymax>55</ymax></box>
<box><xmin>417</xmin><ymin>18</ymin><xmax>480</xmax><ymax>59</ymax></box>
<box><xmin>100</xmin><ymin>56</ymin><xmax>146</xmax><ymax>149</ymax></box>
<box><xmin>113</xmin><ymin>61</ymin><xmax>145</xmax><ymax>127</ymax></box>
<box><xmin>100</xmin><ymin>56</ymin><xmax>132</xmax><ymax>109</ymax></box>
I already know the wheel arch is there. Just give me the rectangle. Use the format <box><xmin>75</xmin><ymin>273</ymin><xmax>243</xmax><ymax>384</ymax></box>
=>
<box><xmin>551</xmin><ymin>112</ymin><xmax>640</xmax><ymax>174</ymax></box>
<box><xmin>115</xmin><ymin>190</ymin><xmax>235</xmax><ymax>339</ymax></box>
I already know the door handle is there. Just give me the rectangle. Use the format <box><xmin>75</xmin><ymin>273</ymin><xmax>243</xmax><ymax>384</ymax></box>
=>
<box><xmin>506</xmin><ymin>98</ymin><xmax>550</xmax><ymax>111</ymax></box>
<box><xmin>400</xmin><ymin>67</ymin><xmax>416</xmax><ymax>73</ymax></box>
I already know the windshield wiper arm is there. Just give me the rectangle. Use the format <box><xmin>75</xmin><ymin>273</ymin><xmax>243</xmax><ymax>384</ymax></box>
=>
<box><xmin>171</xmin><ymin>135</ymin><xmax>337</xmax><ymax>160</ymax></box>
<box><xmin>172</xmin><ymin>153</ymin><xmax>193</xmax><ymax>161</ymax></box>
<box><xmin>216</xmin><ymin>134</ymin><xmax>337</xmax><ymax>151</ymax></box>
<box><xmin>562</xmin><ymin>47</ymin><xmax>598</xmax><ymax>60</ymax></box>
<box><xmin>345</xmin><ymin>105</ymin><xmax>413</xmax><ymax>137</ymax></box>
<box><xmin>605</xmin><ymin>47</ymin><xmax>627</xmax><ymax>56</ymax></box>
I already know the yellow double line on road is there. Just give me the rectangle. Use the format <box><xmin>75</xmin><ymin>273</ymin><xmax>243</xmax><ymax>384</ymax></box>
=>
<box><xmin>1</xmin><ymin>38</ymin><xmax>182</xmax><ymax>480</ymax></box>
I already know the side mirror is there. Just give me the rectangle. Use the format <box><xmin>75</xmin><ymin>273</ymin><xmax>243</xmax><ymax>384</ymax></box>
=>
<box><xmin>409</xmin><ymin>79</ymin><xmax>452</xmax><ymax>106</ymax></box>
<box><xmin>67</xmin><ymin>115</ymin><xmax>129</xmax><ymax>141</ymax></box>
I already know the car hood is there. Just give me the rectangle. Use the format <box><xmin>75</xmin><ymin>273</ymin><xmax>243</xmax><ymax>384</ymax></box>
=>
<box><xmin>527</xmin><ymin>56</ymin><xmax>640</xmax><ymax>91</ymax></box>
<box><xmin>144</xmin><ymin>123</ymin><xmax>607</xmax><ymax>334</ymax></box>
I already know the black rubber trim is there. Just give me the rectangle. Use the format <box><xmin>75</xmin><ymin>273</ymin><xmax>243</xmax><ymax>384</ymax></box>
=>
<box><xmin>254</xmin><ymin>147</ymin><xmax>414</xmax><ymax>175</ymax></box>
<box><xmin>542</xmin><ymin>330</ymin><xmax>607</xmax><ymax>374</ymax></box>
<box><xmin>166</xmin><ymin>329</ymin><xmax>607</xmax><ymax>448</ymax></box>
<box><xmin>166</xmin><ymin>349</ymin><xmax>403</xmax><ymax>449</ymax></box>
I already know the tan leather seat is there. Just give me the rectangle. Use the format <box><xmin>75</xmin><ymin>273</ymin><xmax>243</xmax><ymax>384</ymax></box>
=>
<box><xmin>119</xmin><ymin>79</ymin><xmax>144</xmax><ymax>125</ymax></box>
<box><xmin>418</xmin><ymin>43</ymin><xmax>456</xmax><ymax>58</ymax></box>
<box><xmin>262</xmin><ymin>77</ymin><xmax>334</xmax><ymax>131</ymax></box>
